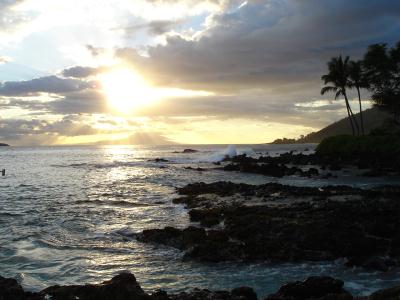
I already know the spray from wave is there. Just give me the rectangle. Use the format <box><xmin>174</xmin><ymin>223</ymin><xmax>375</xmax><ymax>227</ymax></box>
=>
<box><xmin>197</xmin><ymin>145</ymin><xmax>254</xmax><ymax>163</ymax></box>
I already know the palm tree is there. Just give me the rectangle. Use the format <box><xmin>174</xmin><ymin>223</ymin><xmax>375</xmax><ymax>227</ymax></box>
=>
<box><xmin>348</xmin><ymin>60</ymin><xmax>367</xmax><ymax>135</ymax></box>
<box><xmin>321</xmin><ymin>55</ymin><xmax>360</xmax><ymax>135</ymax></box>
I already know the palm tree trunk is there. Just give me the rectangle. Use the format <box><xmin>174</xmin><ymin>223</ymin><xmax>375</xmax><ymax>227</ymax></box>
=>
<box><xmin>357</xmin><ymin>87</ymin><xmax>364</xmax><ymax>135</ymax></box>
<box><xmin>344</xmin><ymin>91</ymin><xmax>360</xmax><ymax>135</ymax></box>
<box><xmin>345</xmin><ymin>101</ymin><xmax>355</xmax><ymax>136</ymax></box>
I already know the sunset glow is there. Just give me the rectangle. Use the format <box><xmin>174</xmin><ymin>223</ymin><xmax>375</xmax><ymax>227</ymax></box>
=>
<box><xmin>0</xmin><ymin>0</ymin><xmax>396</xmax><ymax>146</ymax></box>
<box><xmin>100</xmin><ymin>68</ymin><xmax>214</xmax><ymax>114</ymax></box>
<box><xmin>100</xmin><ymin>68</ymin><xmax>154</xmax><ymax>112</ymax></box>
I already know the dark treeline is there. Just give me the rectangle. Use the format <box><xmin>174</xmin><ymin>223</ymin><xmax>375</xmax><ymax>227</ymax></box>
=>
<box><xmin>321</xmin><ymin>41</ymin><xmax>400</xmax><ymax>136</ymax></box>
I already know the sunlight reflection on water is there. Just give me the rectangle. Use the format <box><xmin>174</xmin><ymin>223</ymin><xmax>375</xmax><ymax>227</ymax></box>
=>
<box><xmin>0</xmin><ymin>144</ymin><xmax>399</xmax><ymax>297</ymax></box>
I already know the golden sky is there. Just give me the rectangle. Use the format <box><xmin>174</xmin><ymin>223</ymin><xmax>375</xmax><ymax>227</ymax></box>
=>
<box><xmin>0</xmin><ymin>0</ymin><xmax>390</xmax><ymax>145</ymax></box>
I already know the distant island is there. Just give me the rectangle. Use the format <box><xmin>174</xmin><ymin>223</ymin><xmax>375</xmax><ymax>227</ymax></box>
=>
<box><xmin>0</xmin><ymin>143</ymin><xmax>10</xmax><ymax>146</ymax></box>
<box><xmin>270</xmin><ymin>107</ymin><xmax>391</xmax><ymax>144</ymax></box>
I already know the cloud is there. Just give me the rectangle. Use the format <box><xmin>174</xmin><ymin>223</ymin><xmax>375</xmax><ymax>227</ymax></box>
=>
<box><xmin>49</xmin><ymin>89</ymin><xmax>108</xmax><ymax>114</ymax></box>
<box><xmin>0</xmin><ymin>55</ymin><xmax>11</xmax><ymax>64</ymax></box>
<box><xmin>62</xmin><ymin>66</ymin><xmax>99</xmax><ymax>78</ymax></box>
<box><xmin>0</xmin><ymin>115</ymin><xmax>111</xmax><ymax>145</ymax></box>
<box><xmin>0</xmin><ymin>0</ymin><xmax>32</xmax><ymax>33</ymax></box>
<box><xmin>117</xmin><ymin>0</ymin><xmax>400</xmax><ymax>93</ymax></box>
<box><xmin>0</xmin><ymin>116</ymin><xmax>96</xmax><ymax>137</ymax></box>
<box><xmin>123</xmin><ymin>19</ymin><xmax>182</xmax><ymax>36</ymax></box>
<box><xmin>0</xmin><ymin>75</ymin><xmax>97</xmax><ymax>96</ymax></box>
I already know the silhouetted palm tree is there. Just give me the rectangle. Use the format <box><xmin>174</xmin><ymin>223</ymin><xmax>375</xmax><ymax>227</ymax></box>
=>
<box><xmin>363</xmin><ymin>42</ymin><xmax>400</xmax><ymax>124</ymax></box>
<box><xmin>321</xmin><ymin>55</ymin><xmax>360</xmax><ymax>135</ymax></box>
<box><xmin>348</xmin><ymin>60</ymin><xmax>367</xmax><ymax>135</ymax></box>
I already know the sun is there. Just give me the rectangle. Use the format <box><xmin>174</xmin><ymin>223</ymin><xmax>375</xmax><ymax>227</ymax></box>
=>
<box><xmin>99</xmin><ymin>67</ymin><xmax>215</xmax><ymax>114</ymax></box>
<box><xmin>99</xmin><ymin>68</ymin><xmax>154</xmax><ymax>112</ymax></box>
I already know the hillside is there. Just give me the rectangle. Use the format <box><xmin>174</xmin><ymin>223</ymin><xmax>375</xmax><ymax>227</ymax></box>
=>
<box><xmin>271</xmin><ymin>107</ymin><xmax>391</xmax><ymax>144</ymax></box>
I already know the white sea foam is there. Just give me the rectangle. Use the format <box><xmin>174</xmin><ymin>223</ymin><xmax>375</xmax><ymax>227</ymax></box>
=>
<box><xmin>196</xmin><ymin>145</ymin><xmax>255</xmax><ymax>163</ymax></box>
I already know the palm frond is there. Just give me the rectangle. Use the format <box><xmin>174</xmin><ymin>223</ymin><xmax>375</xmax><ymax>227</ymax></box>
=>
<box><xmin>320</xmin><ymin>86</ymin><xmax>337</xmax><ymax>95</ymax></box>
<box><xmin>334</xmin><ymin>90</ymin><xmax>343</xmax><ymax>100</ymax></box>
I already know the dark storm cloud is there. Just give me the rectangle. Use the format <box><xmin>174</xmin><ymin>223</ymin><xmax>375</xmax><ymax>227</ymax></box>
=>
<box><xmin>0</xmin><ymin>75</ymin><xmax>97</xmax><ymax>96</ymax></box>
<box><xmin>117</xmin><ymin>0</ymin><xmax>400</xmax><ymax>92</ymax></box>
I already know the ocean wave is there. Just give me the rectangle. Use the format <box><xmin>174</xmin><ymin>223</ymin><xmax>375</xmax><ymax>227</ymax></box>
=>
<box><xmin>74</xmin><ymin>199</ymin><xmax>153</xmax><ymax>208</ymax></box>
<box><xmin>195</xmin><ymin>145</ymin><xmax>255</xmax><ymax>163</ymax></box>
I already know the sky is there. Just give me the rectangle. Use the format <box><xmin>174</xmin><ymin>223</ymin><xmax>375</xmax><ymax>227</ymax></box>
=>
<box><xmin>0</xmin><ymin>0</ymin><xmax>399</xmax><ymax>145</ymax></box>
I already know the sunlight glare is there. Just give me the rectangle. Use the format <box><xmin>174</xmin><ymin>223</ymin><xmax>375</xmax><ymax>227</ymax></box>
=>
<box><xmin>100</xmin><ymin>67</ymin><xmax>214</xmax><ymax>114</ymax></box>
<box><xmin>100</xmin><ymin>68</ymin><xmax>154</xmax><ymax>112</ymax></box>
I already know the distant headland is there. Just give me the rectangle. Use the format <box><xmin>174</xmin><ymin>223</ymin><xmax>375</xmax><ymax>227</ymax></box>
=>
<box><xmin>0</xmin><ymin>143</ymin><xmax>10</xmax><ymax>146</ymax></box>
<box><xmin>270</xmin><ymin>107</ymin><xmax>391</xmax><ymax>144</ymax></box>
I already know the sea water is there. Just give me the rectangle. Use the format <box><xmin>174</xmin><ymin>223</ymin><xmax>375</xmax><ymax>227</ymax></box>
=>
<box><xmin>0</xmin><ymin>144</ymin><xmax>399</xmax><ymax>297</ymax></box>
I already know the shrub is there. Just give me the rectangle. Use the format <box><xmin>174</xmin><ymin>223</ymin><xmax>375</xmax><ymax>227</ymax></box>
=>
<box><xmin>316</xmin><ymin>134</ymin><xmax>400</xmax><ymax>161</ymax></box>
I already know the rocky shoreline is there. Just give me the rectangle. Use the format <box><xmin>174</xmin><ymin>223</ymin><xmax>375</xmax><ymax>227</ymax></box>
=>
<box><xmin>2</xmin><ymin>272</ymin><xmax>400</xmax><ymax>300</ymax></box>
<box><xmin>134</xmin><ymin>181</ymin><xmax>400</xmax><ymax>272</ymax></box>
<box><xmin>219</xmin><ymin>151</ymin><xmax>400</xmax><ymax>178</ymax></box>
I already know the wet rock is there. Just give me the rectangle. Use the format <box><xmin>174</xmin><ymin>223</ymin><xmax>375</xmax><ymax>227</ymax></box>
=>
<box><xmin>346</xmin><ymin>256</ymin><xmax>397</xmax><ymax>272</ymax></box>
<box><xmin>0</xmin><ymin>276</ymin><xmax>31</xmax><ymax>300</ymax></box>
<box><xmin>166</xmin><ymin>287</ymin><xmax>258</xmax><ymax>300</ymax></box>
<box><xmin>329</xmin><ymin>163</ymin><xmax>342</xmax><ymax>171</ymax></box>
<box><xmin>189</xmin><ymin>208</ymin><xmax>222</xmax><ymax>227</ymax></box>
<box><xmin>176</xmin><ymin>181</ymin><xmax>365</xmax><ymax>199</ymax></box>
<box><xmin>362</xmin><ymin>169</ymin><xmax>386</xmax><ymax>177</ymax></box>
<box><xmin>222</xmin><ymin>161</ymin><xmax>320</xmax><ymax>178</ymax></box>
<box><xmin>140</xmin><ymin>182</ymin><xmax>400</xmax><ymax>269</ymax></box>
<box><xmin>183</xmin><ymin>149</ymin><xmax>199</xmax><ymax>153</ymax></box>
<box><xmin>367</xmin><ymin>285</ymin><xmax>400</xmax><ymax>300</ymax></box>
<box><xmin>265</xmin><ymin>276</ymin><xmax>352</xmax><ymax>300</ymax></box>
<box><xmin>41</xmin><ymin>272</ymin><xmax>149</xmax><ymax>300</ymax></box>
<box><xmin>138</xmin><ymin>226</ymin><xmax>207</xmax><ymax>250</ymax></box>
<box><xmin>231</xmin><ymin>286</ymin><xmax>258</xmax><ymax>300</ymax></box>
<box><xmin>184</xmin><ymin>167</ymin><xmax>206</xmax><ymax>172</ymax></box>
<box><xmin>0</xmin><ymin>272</ymin><xmax>260</xmax><ymax>300</ymax></box>
<box><xmin>150</xmin><ymin>158</ymin><xmax>169</xmax><ymax>163</ymax></box>
<box><xmin>6</xmin><ymin>272</ymin><xmax>400</xmax><ymax>300</ymax></box>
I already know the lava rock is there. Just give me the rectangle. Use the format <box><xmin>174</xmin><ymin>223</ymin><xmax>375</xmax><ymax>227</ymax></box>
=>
<box><xmin>265</xmin><ymin>276</ymin><xmax>352</xmax><ymax>300</ymax></box>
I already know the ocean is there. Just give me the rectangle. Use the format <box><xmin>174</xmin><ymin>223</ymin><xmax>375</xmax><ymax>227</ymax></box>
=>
<box><xmin>0</xmin><ymin>144</ymin><xmax>399</xmax><ymax>297</ymax></box>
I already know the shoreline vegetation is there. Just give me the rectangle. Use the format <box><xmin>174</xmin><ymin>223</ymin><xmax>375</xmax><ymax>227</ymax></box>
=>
<box><xmin>272</xmin><ymin>41</ymin><xmax>400</xmax><ymax>144</ymax></box>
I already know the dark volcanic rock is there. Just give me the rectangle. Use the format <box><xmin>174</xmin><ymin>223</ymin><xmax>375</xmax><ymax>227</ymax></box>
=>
<box><xmin>138</xmin><ymin>182</ymin><xmax>400</xmax><ymax>269</ymax></box>
<box><xmin>0</xmin><ymin>276</ymin><xmax>31</xmax><ymax>300</ymax></box>
<box><xmin>182</xmin><ymin>149</ymin><xmax>199</xmax><ymax>153</ymax></box>
<box><xmin>184</xmin><ymin>167</ymin><xmax>206</xmax><ymax>172</ymax></box>
<box><xmin>138</xmin><ymin>226</ymin><xmax>207</xmax><ymax>250</ymax></box>
<box><xmin>222</xmin><ymin>162</ymin><xmax>319</xmax><ymax>178</ymax></box>
<box><xmin>0</xmin><ymin>273</ymin><xmax>259</xmax><ymax>300</ymax></box>
<box><xmin>41</xmin><ymin>272</ymin><xmax>149</xmax><ymax>300</ymax></box>
<box><xmin>149</xmin><ymin>158</ymin><xmax>169</xmax><ymax>163</ymax></box>
<box><xmin>367</xmin><ymin>285</ymin><xmax>400</xmax><ymax>300</ymax></box>
<box><xmin>5</xmin><ymin>272</ymin><xmax>400</xmax><ymax>300</ymax></box>
<box><xmin>265</xmin><ymin>276</ymin><xmax>352</xmax><ymax>300</ymax></box>
<box><xmin>189</xmin><ymin>208</ymin><xmax>222</xmax><ymax>227</ymax></box>
<box><xmin>176</xmin><ymin>181</ymin><xmax>365</xmax><ymax>198</ymax></box>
